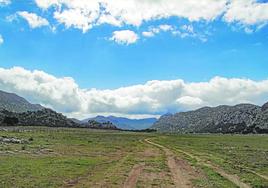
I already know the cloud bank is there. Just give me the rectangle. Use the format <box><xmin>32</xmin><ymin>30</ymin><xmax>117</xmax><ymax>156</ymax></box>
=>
<box><xmin>33</xmin><ymin>0</ymin><xmax>268</xmax><ymax>33</ymax></box>
<box><xmin>1</xmin><ymin>66</ymin><xmax>268</xmax><ymax>119</ymax></box>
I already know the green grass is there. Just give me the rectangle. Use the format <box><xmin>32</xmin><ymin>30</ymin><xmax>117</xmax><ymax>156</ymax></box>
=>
<box><xmin>0</xmin><ymin>127</ymin><xmax>172</xmax><ymax>187</ymax></box>
<box><xmin>0</xmin><ymin>127</ymin><xmax>267</xmax><ymax>187</ymax></box>
<box><xmin>154</xmin><ymin>134</ymin><xmax>268</xmax><ymax>188</ymax></box>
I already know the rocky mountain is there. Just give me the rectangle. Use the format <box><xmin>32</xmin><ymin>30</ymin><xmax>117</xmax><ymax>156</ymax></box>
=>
<box><xmin>0</xmin><ymin>108</ymin><xmax>122</xmax><ymax>130</ymax></box>
<box><xmin>0</xmin><ymin>90</ymin><xmax>43</xmax><ymax>113</ymax></box>
<box><xmin>152</xmin><ymin>102</ymin><xmax>268</xmax><ymax>134</ymax></box>
<box><xmin>84</xmin><ymin>115</ymin><xmax>157</xmax><ymax>130</ymax></box>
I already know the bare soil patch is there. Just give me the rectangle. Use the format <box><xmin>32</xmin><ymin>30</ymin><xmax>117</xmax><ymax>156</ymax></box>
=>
<box><xmin>123</xmin><ymin>163</ymin><xmax>145</xmax><ymax>188</ymax></box>
<box><xmin>145</xmin><ymin>139</ymin><xmax>199</xmax><ymax>188</ymax></box>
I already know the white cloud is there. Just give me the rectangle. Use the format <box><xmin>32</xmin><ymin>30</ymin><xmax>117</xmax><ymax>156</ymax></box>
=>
<box><xmin>54</xmin><ymin>8</ymin><xmax>95</xmax><ymax>33</ymax></box>
<box><xmin>142</xmin><ymin>31</ymin><xmax>155</xmax><ymax>38</ymax></box>
<box><xmin>0</xmin><ymin>35</ymin><xmax>3</xmax><ymax>45</ymax></box>
<box><xmin>224</xmin><ymin>0</ymin><xmax>268</xmax><ymax>26</ymax></box>
<box><xmin>142</xmin><ymin>24</ymin><xmax>207</xmax><ymax>42</ymax></box>
<box><xmin>35</xmin><ymin>0</ymin><xmax>227</xmax><ymax>32</ymax></box>
<box><xmin>142</xmin><ymin>24</ymin><xmax>175</xmax><ymax>38</ymax></box>
<box><xmin>110</xmin><ymin>30</ymin><xmax>138</xmax><ymax>45</ymax></box>
<box><xmin>33</xmin><ymin>0</ymin><xmax>268</xmax><ymax>33</ymax></box>
<box><xmin>159</xmin><ymin>24</ymin><xmax>174</xmax><ymax>32</ymax></box>
<box><xmin>17</xmin><ymin>11</ymin><xmax>49</xmax><ymax>29</ymax></box>
<box><xmin>97</xmin><ymin>14</ymin><xmax>122</xmax><ymax>27</ymax></box>
<box><xmin>181</xmin><ymin>25</ymin><xmax>194</xmax><ymax>33</ymax></box>
<box><xmin>1</xmin><ymin>66</ymin><xmax>268</xmax><ymax>119</ymax></box>
<box><xmin>0</xmin><ymin>0</ymin><xmax>10</xmax><ymax>6</ymax></box>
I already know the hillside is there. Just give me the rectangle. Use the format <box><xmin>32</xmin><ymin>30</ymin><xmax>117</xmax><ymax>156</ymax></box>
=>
<box><xmin>0</xmin><ymin>90</ymin><xmax>43</xmax><ymax>113</ymax></box>
<box><xmin>84</xmin><ymin>115</ymin><xmax>157</xmax><ymax>130</ymax></box>
<box><xmin>0</xmin><ymin>108</ymin><xmax>80</xmax><ymax>128</ymax></box>
<box><xmin>152</xmin><ymin>102</ymin><xmax>268</xmax><ymax>133</ymax></box>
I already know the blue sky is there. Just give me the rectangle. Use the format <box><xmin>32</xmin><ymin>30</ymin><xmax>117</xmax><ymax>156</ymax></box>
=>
<box><xmin>0</xmin><ymin>0</ymin><xmax>268</xmax><ymax>118</ymax></box>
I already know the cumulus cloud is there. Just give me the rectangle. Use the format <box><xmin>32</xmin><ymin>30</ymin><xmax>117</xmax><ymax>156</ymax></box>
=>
<box><xmin>110</xmin><ymin>30</ymin><xmax>138</xmax><ymax>45</ymax></box>
<box><xmin>35</xmin><ymin>0</ymin><xmax>227</xmax><ymax>32</ymax></box>
<box><xmin>1</xmin><ymin>66</ymin><xmax>268</xmax><ymax>119</ymax></box>
<box><xmin>17</xmin><ymin>11</ymin><xmax>49</xmax><ymax>28</ymax></box>
<box><xmin>33</xmin><ymin>0</ymin><xmax>268</xmax><ymax>33</ymax></box>
<box><xmin>224</xmin><ymin>0</ymin><xmax>268</xmax><ymax>26</ymax></box>
<box><xmin>0</xmin><ymin>35</ymin><xmax>3</xmax><ymax>45</ymax></box>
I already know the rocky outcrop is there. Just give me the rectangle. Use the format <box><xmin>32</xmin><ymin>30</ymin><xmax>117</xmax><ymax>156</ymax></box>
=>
<box><xmin>152</xmin><ymin>102</ymin><xmax>268</xmax><ymax>134</ymax></box>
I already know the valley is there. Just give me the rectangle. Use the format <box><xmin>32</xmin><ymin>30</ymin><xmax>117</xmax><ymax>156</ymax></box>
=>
<box><xmin>2</xmin><ymin>1</ymin><xmax>268</xmax><ymax>187</ymax></box>
<box><xmin>0</xmin><ymin>127</ymin><xmax>267</xmax><ymax>188</ymax></box>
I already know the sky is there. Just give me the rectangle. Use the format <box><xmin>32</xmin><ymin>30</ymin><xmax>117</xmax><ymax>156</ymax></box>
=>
<box><xmin>0</xmin><ymin>0</ymin><xmax>268</xmax><ymax>119</ymax></box>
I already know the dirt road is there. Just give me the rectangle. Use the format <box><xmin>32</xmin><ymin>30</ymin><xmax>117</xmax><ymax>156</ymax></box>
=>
<box><xmin>145</xmin><ymin>138</ymin><xmax>195</xmax><ymax>188</ymax></box>
<box><xmin>145</xmin><ymin>138</ymin><xmax>252</xmax><ymax>188</ymax></box>
<box><xmin>123</xmin><ymin>163</ymin><xmax>145</xmax><ymax>188</ymax></box>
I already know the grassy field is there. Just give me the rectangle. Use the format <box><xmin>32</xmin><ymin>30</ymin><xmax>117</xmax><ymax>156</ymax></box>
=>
<box><xmin>154</xmin><ymin>134</ymin><xmax>268</xmax><ymax>188</ymax></box>
<box><xmin>0</xmin><ymin>127</ymin><xmax>267</xmax><ymax>188</ymax></box>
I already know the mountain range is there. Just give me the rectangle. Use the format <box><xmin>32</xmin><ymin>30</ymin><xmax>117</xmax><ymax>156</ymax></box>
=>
<box><xmin>152</xmin><ymin>102</ymin><xmax>268</xmax><ymax>134</ymax></box>
<box><xmin>0</xmin><ymin>89</ymin><xmax>154</xmax><ymax>130</ymax></box>
<box><xmin>1</xmin><ymin>89</ymin><xmax>268</xmax><ymax>134</ymax></box>
<box><xmin>83</xmin><ymin>116</ymin><xmax>157</xmax><ymax>130</ymax></box>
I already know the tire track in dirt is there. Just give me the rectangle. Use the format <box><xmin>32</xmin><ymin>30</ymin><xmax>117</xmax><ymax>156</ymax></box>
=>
<box><xmin>146</xmin><ymin>138</ymin><xmax>251</xmax><ymax>188</ymax></box>
<box><xmin>193</xmin><ymin>150</ymin><xmax>268</xmax><ymax>182</ymax></box>
<box><xmin>123</xmin><ymin>163</ymin><xmax>145</xmax><ymax>188</ymax></box>
<box><xmin>245</xmin><ymin>169</ymin><xmax>268</xmax><ymax>181</ymax></box>
<box><xmin>204</xmin><ymin>163</ymin><xmax>251</xmax><ymax>188</ymax></box>
<box><xmin>174</xmin><ymin>148</ymin><xmax>251</xmax><ymax>188</ymax></box>
<box><xmin>230</xmin><ymin>163</ymin><xmax>268</xmax><ymax>181</ymax></box>
<box><xmin>145</xmin><ymin>139</ymin><xmax>193</xmax><ymax>188</ymax></box>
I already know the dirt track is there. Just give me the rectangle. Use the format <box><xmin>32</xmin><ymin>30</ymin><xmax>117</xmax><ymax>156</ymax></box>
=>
<box><xmin>123</xmin><ymin>163</ymin><xmax>145</xmax><ymax>188</ymax></box>
<box><xmin>145</xmin><ymin>138</ymin><xmax>252</xmax><ymax>188</ymax></box>
<box><xmin>145</xmin><ymin>138</ymin><xmax>194</xmax><ymax>188</ymax></box>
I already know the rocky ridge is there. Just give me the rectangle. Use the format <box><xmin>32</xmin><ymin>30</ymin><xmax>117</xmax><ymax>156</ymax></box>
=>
<box><xmin>152</xmin><ymin>102</ymin><xmax>268</xmax><ymax>133</ymax></box>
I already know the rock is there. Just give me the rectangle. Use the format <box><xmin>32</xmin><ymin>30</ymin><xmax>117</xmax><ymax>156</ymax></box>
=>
<box><xmin>0</xmin><ymin>137</ymin><xmax>28</xmax><ymax>144</ymax></box>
